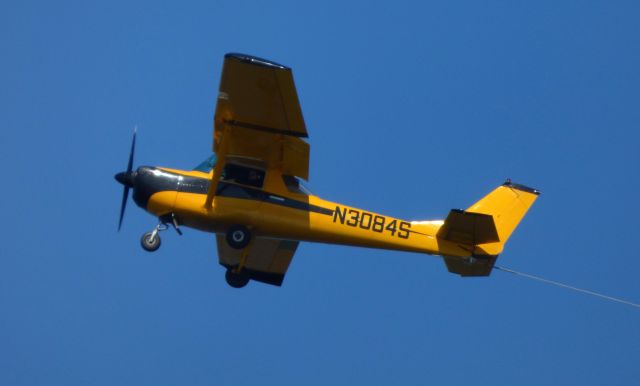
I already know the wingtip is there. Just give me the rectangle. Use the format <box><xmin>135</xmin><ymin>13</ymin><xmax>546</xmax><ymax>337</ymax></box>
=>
<box><xmin>225</xmin><ymin>53</ymin><xmax>289</xmax><ymax>70</ymax></box>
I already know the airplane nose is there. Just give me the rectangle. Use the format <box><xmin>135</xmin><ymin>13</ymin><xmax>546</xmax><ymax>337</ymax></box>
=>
<box><xmin>115</xmin><ymin>171</ymin><xmax>136</xmax><ymax>188</ymax></box>
<box><xmin>132</xmin><ymin>166</ymin><xmax>180</xmax><ymax>210</ymax></box>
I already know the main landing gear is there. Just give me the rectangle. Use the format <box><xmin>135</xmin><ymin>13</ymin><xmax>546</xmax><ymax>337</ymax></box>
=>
<box><xmin>140</xmin><ymin>213</ymin><xmax>182</xmax><ymax>252</ymax></box>
<box><xmin>225</xmin><ymin>269</ymin><xmax>250</xmax><ymax>288</ymax></box>
<box><xmin>226</xmin><ymin>225</ymin><xmax>251</xmax><ymax>249</ymax></box>
<box><xmin>224</xmin><ymin>224</ymin><xmax>253</xmax><ymax>288</ymax></box>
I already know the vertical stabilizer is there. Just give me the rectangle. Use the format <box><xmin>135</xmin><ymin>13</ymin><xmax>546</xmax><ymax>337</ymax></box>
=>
<box><xmin>441</xmin><ymin>181</ymin><xmax>540</xmax><ymax>276</ymax></box>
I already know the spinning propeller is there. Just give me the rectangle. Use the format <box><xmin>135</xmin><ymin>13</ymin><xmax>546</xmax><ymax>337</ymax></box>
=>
<box><xmin>115</xmin><ymin>129</ymin><xmax>137</xmax><ymax>231</ymax></box>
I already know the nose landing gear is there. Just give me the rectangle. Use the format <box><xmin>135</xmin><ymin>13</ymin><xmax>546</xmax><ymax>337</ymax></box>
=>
<box><xmin>140</xmin><ymin>213</ymin><xmax>182</xmax><ymax>252</ymax></box>
<box><xmin>141</xmin><ymin>224</ymin><xmax>166</xmax><ymax>252</ymax></box>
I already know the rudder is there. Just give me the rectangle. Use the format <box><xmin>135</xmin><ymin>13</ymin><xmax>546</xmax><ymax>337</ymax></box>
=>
<box><xmin>467</xmin><ymin>180</ymin><xmax>540</xmax><ymax>247</ymax></box>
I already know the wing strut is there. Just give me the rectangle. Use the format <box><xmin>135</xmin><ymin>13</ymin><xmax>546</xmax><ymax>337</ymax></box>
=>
<box><xmin>204</xmin><ymin>127</ymin><xmax>228</xmax><ymax>209</ymax></box>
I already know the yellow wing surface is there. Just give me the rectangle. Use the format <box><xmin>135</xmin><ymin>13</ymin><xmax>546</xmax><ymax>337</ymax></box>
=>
<box><xmin>209</xmin><ymin>54</ymin><xmax>309</xmax><ymax>284</ymax></box>
<box><xmin>213</xmin><ymin>53</ymin><xmax>310</xmax><ymax>180</ymax></box>
<box><xmin>216</xmin><ymin>236</ymin><xmax>299</xmax><ymax>286</ymax></box>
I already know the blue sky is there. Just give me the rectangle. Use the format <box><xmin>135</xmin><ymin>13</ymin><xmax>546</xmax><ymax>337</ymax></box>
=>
<box><xmin>2</xmin><ymin>1</ymin><xmax>639</xmax><ymax>385</ymax></box>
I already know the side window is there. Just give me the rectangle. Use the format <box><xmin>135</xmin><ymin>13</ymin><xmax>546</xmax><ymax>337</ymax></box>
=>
<box><xmin>222</xmin><ymin>163</ymin><xmax>265</xmax><ymax>188</ymax></box>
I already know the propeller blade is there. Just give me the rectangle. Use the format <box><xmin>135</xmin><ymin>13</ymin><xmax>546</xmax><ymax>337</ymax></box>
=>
<box><xmin>118</xmin><ymin>186</ymin><xmax>130</xmax><ymax>231</ymax></box>
<box><xmin>127</xmin><ymin>127</ymin><xmax>137</xmax><ymax>173</ymax></box>
<box><xmin>118</xmin><ymin>127</ymin><xmax>137</xmax><ymax>231</ymax></box>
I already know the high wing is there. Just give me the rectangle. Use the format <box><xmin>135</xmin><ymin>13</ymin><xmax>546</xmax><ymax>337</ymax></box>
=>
<box><xmin>216</xmin><ymin>236</ymin><xmax>299</xmax><ymax>286</ymax></box>
<box><xmin>212</xmin><ymin>53</ymin><xmax>309</xmax><ymax>180</ymax></box>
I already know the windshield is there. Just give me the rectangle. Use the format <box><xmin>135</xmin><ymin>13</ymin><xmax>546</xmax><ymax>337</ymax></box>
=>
<box><xmin>193</xmin><ymin>154</ymin><xmax>217</xmax><ymax>173</ymax></box>
<box><xmin>282</xmin><ymin>175</ymin><xmax>314</xmax><ymax>195</ymax></box>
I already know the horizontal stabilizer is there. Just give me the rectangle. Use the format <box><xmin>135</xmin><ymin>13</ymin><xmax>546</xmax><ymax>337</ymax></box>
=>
<box><xmin>443</xmin><ymin>255</ymin><xmax>497</xmax><ymax>277</ymax></box>
<box><xmin>437</xmin><ymin>209</ymin><xmax>499</xmax><ymax>245</ymax></box>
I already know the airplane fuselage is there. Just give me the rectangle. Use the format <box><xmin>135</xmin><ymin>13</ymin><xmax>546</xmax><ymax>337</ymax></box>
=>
<box><xmin>129</xmin><ymin>165</ymin><xmax>474</xmax><ymax>259</ymax></box>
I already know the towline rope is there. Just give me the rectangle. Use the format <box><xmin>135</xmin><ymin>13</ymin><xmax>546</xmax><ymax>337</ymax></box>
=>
<box><xmin>494</xmin><ymin>265</ymin><xmax>640</xmax><ymax>309</ymax></box>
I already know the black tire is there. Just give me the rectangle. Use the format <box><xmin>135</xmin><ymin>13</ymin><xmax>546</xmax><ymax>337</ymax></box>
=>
<box><xmin>226</xmin><ymin>225</ymin><xmax>251</xmax><ymax>249</ymax></box>
<box><xmin>141</xmin><ymin>231</ymin><xmax>161</xmax><ymax>252</ymax></box>
<box><xmin>225</xmin><ymin>269</ymin><xmax>250</xmax><ymax>288</ymax></box>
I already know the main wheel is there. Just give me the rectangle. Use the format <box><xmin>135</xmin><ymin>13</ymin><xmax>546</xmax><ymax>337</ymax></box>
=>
<box><xmin>141</xmin><ymin>231</ymin><xmax>161</xmax><ymax>252</ymax></box>
<box><xmin>226</xmin><ymin>225</ymin><xmax>251</xmax><ymax>249</ymax></box>
<box><xmin>225</xmin><ymin>269</ymin><xmax>250</xmax><ymax>288</ymax></box>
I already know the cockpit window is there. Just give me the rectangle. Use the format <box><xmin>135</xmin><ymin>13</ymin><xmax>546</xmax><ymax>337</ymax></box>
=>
<box><xmin>193</xmin><ymin>154</ymin><xmax>217</xmax><ymax>173</ymax></box>
<box><xmin>222</xmin><ymin>163</ymin><xmax>265</xmax><ymax>188</ymax></box>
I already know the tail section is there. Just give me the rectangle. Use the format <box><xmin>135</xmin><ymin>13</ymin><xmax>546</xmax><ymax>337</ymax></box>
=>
<box><xmin>440</xmin><ymin>180</ymin><xmax>540</xmax><ymax>276</ymax></box>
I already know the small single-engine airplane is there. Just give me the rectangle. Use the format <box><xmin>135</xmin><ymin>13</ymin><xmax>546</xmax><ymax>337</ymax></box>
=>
<box><xmin>115</xmin><ymin>53</ymin><xmax>540</xmax><ymax>288</ymax></box>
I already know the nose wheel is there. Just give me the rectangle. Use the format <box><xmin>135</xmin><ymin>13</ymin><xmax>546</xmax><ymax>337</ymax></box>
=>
<box><xmin>141</xmin><ymin>230</ymin><xmax>162</xmax><ymax>252</ymax></box>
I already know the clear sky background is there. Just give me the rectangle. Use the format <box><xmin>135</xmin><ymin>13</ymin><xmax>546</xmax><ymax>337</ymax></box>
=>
<box><xmin>2</xmin><ymin>1</ymin><xmax>639</xmax><ymax>385</ymax></box>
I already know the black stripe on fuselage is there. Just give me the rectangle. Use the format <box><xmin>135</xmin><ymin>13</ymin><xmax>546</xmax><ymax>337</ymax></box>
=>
<box><xmin>167</xmin><ymin>171</ymin><xmax>333</xmax><ymax>216</ymax></box>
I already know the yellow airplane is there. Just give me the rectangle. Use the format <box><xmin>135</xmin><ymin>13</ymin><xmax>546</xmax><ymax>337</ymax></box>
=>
<box><xmin>115</xmin><ymin>53</ymin><xmax>540</xmax><ymax>288</ymax></box>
